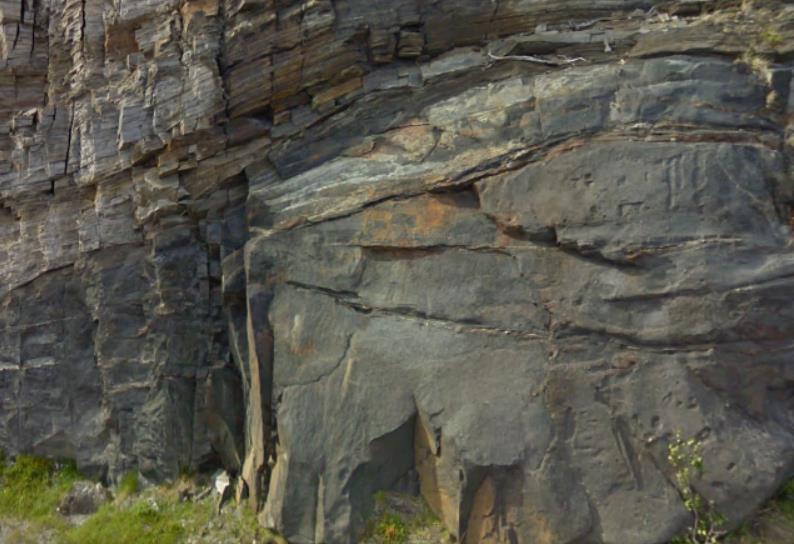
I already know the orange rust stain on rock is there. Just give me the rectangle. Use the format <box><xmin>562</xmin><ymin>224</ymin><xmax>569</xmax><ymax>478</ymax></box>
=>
<box><xmin>264</xmin><ymin>269</ymin><xmax>288</xmax><ymax>287</ymax></box>
<box><xmin>360</xmin><ymin>194</ymin><xmax>461</xmax><ymax>245</ymax></box>
<box><xmin>415</xmin><ymin>414</ymin><xmax>460</xmax><ymax>536</ymax></box>
<box><xmin>464</xmin><ymin>476</ymin><xmax>498</xmax><ymax>544</ymax></box>
<box><xmin>289</xmin><ymin>341</ymin><xmax>316</xmax><ymax>356</ymax></box>
<box><xmin>181</xmin><ymin>0</ymin><xmax>220</xmax><ymax>29</ymax></box>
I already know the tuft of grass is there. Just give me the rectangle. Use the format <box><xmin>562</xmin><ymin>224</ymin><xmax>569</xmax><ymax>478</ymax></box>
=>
<box><xmin>117</xmin><ymin>470</ymin><xmax>140</xmax><ymax>499</ymax></box>
<box><xmin>760</xmin><ymin>29</ymin><xmax>783</xmax><ymax>46</ymax></box>
<box><xmin>0</xmin><ymin>455</ymin><xmax>81</xmax><ymax>528</ymax></box>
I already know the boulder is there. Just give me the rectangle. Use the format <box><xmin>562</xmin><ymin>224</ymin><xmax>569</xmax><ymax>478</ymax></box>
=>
<box><xmin>58</xmin><ymin>482</ymin><xmax>112</xmax><ymax>517</ymax></box>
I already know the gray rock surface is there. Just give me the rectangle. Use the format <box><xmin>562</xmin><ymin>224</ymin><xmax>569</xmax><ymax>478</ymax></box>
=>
<box><xmin>1</xmin><ymin>1</ymin><xmax>794</xmax><ymax>543</ymax></box>
<box><xmin>58</xmin><ymin>481</ymin><xmax>112</xmax><ymax>516</ymax></box>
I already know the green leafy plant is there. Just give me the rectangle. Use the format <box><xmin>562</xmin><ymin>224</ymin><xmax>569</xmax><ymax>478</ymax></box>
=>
<box><xmin>362</xmin><ymin>491</ymin><xmax>451</xmax><ymax>544</ymax></box>
<box><xmin>668</xmin><ymin>433</ymin><xmax>726</xmax><ymax>544</ymax></box>
<box><xmin>374</xmin><ymin>512</ymin><xmax>409</xmax><ymax>544</ymax></box>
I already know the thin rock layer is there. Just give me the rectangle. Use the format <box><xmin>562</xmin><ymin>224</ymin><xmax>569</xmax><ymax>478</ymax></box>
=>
<box><xmin>1</xmin><ymin>1</ymin><xmax>793</xmax><ymax>543</ymax></box>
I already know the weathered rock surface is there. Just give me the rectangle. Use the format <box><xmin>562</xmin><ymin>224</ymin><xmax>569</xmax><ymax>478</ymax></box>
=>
<box><xmin>58</xmin><ymin>481</ymin><xmax>112</xmax><ymax>516</ymax></box>
<box><xmin>1</xmin><ymin>0</ymin><xmax>794</xmax><ymax>542</ymax></box>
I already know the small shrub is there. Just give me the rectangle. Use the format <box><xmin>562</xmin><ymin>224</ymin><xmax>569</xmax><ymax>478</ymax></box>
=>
<box><xmin>374</xmin><ymin>512</ymin><xmax>409</xmax><ymax>544</ymax></box>
<box><xmin>362</xmin><ymin>491</ymin><xmax>450</xmax><ymax>544</ymax></box>
<box><xmin>668</xmin><ymin>433</ymin><xmax>726</xmax><ymax>544</ymax></box>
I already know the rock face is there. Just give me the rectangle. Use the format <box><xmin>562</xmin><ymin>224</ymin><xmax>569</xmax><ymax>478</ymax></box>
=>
<box><xmin>1</xmin><ymin>0</ymin><xmax>794</xmax><ymax>542</ymax></box>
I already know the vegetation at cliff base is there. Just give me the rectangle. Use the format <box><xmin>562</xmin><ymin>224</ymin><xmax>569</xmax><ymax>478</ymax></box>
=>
<box><xmin>668</xmin><ymin>434</ymin><xmax>794</xmax><ymax>544</ymax></box>
<box><xmin>0</xmin><ymin>453</ymin><xmax>285</xmax><ymax>544</ymax></box>
<box><xmin>360</xmin><ymin>491</ymin><xmax>451</xmax><ymax>544</ymax></box>
<box><xmin>59</xmin><ymin>491</ymin><xmax>280</xmax><ymax>544</ymax></box>
<box><xmin>668</xmin><ymin>433</ymin><xmax>726</xmax><ymax>544</ymax></box>
<box><xmin>0</xmin><ymin>454</ymin><xmax>79</xmax><ymax>529</ymax></box>
<box><xmin>0</xmin><ymin>452</ymin><xmax>791</xmax><ymax>543</ymax></box>
<box><xmin>117</xmin><ymin>470</ymin><xmax>140</xmax><ymax>499</ymax></box>
<box><xmin>726</xmin><ymin>479</ymin><xmax>794</xmax><ymax>544</ymax></box>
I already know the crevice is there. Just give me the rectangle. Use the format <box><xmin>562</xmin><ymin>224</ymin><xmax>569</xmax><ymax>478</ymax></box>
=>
<box><xmin>554</xmin><ymin>241</ymin><xmax>642</xmax><ymax>272</ymax></box>
<box><xmin>63</xmin><ymin>103</ymin><xmax>75</xmax><ymax>175</ymax></box>
<box><xmin>360</xmin><ymin>244</ymin><xmax>513</xmax><ymax>259</ymax></box>
<box><xmin>551</xmin><ymin>320</ymin><xmax>794</xmax><ymax>351</ymax></box>
<box><xmin>611</xmin><ymin>416</ymin><xmax>644</xmax><ymax>490</ymax></box>
<box><xmin>215</xmin><ymin>0</ymin><xmax>232</xmax><ymax>130</ymax></box>
<box><xmin>485</xmin><ymin>217</ymin><xmax>643</xmax><ymax>271</ymax></box>
<box><xmin>284</xmin><ymin>280</ymin><xmax>546</xmax><ymax>339</ymax></box>
<box><xmin>6</xmin><ymin>262</ymin><xmax>75</xmax><ymax>294</ymax></box>
<box><xmin>29</xmin><ymin>0</ymin><xmax>37</xmax><ymax>60</ymax></box>
<box><xmin>80</xmin><ymin>0</ymin><xmax>86</xmax><ymax>55</ymax></box>
<box><xmin>604</xmin><ymin>267</ymin><xmax>794</xmax><ymax>304</ymax></box>
<box><xmin>12</xmin><ymin>22</ymin><xmax>20</xmax><ymax>52</ymax></box>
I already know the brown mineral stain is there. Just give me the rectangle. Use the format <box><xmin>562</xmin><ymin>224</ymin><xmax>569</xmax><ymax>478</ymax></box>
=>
<box><xmin>360</xmin><ymin>195</ymin><xmax>461</xmax><ymax>245</ymax></box>
<box><xmin>525</xmin><ymin>513</ymin><xmax>556</xmax><ymax>544</ymax></box>
<box><xmin>415</xmin><ymin>415</ymin><xmax>459</xmax><ymax>536</ymax></box>
<box><xmin>464</xmin><ymin>477</ymin><xmax>498</xmax><ymax>544</ymax></box>
<box><xmin>105</xmin><ymin>24</ymin><xmax>139</xmax><ymax>60</ymax></box>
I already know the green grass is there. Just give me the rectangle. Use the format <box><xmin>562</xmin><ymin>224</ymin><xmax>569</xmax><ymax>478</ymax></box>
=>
<box><xmin>117</xmin><ymin>470</ymin><xmax>140</xmax><ymax>499</ymax></box>
<box><xmin>0</xmin><ymin>454</ymin><xmax>80</xmax><ymax>529</ymax></box>
<box><xmin>0</xmin><ymin>455</ymin><xmax>288</xmax><ymax>544</ymax></box>
<box><xmin>60</xmin><ymin>479</ymin><xmax>285</xmax><ymax>544</ymax></box>
<box><xmin>61</xmin><ymin>494</ymin><xmax>211</xmax><ymax>544</ymax></box>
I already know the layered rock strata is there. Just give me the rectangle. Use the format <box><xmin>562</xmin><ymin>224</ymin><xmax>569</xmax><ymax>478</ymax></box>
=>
<box><xmin>1</xmin><ymin>1</ymin><xmax>794</xmax><ymax>543</ymax></box>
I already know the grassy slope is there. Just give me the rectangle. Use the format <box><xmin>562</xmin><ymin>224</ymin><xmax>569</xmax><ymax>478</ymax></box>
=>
<box><xmin>0</xmin><ymin>455</ymin><xmax>80</xmax><ymax>537</ymax></box>
<box><xmin>0</xmin><ymin>456</ymin><xmax>284</xmax><ymax>544</ymax></box>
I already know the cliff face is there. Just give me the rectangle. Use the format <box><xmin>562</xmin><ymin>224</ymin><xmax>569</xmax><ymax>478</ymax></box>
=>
<box><xmin>1</xmin><ymin>0</ymin><xmax>794</xmax><ymax>542</ymax></box>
